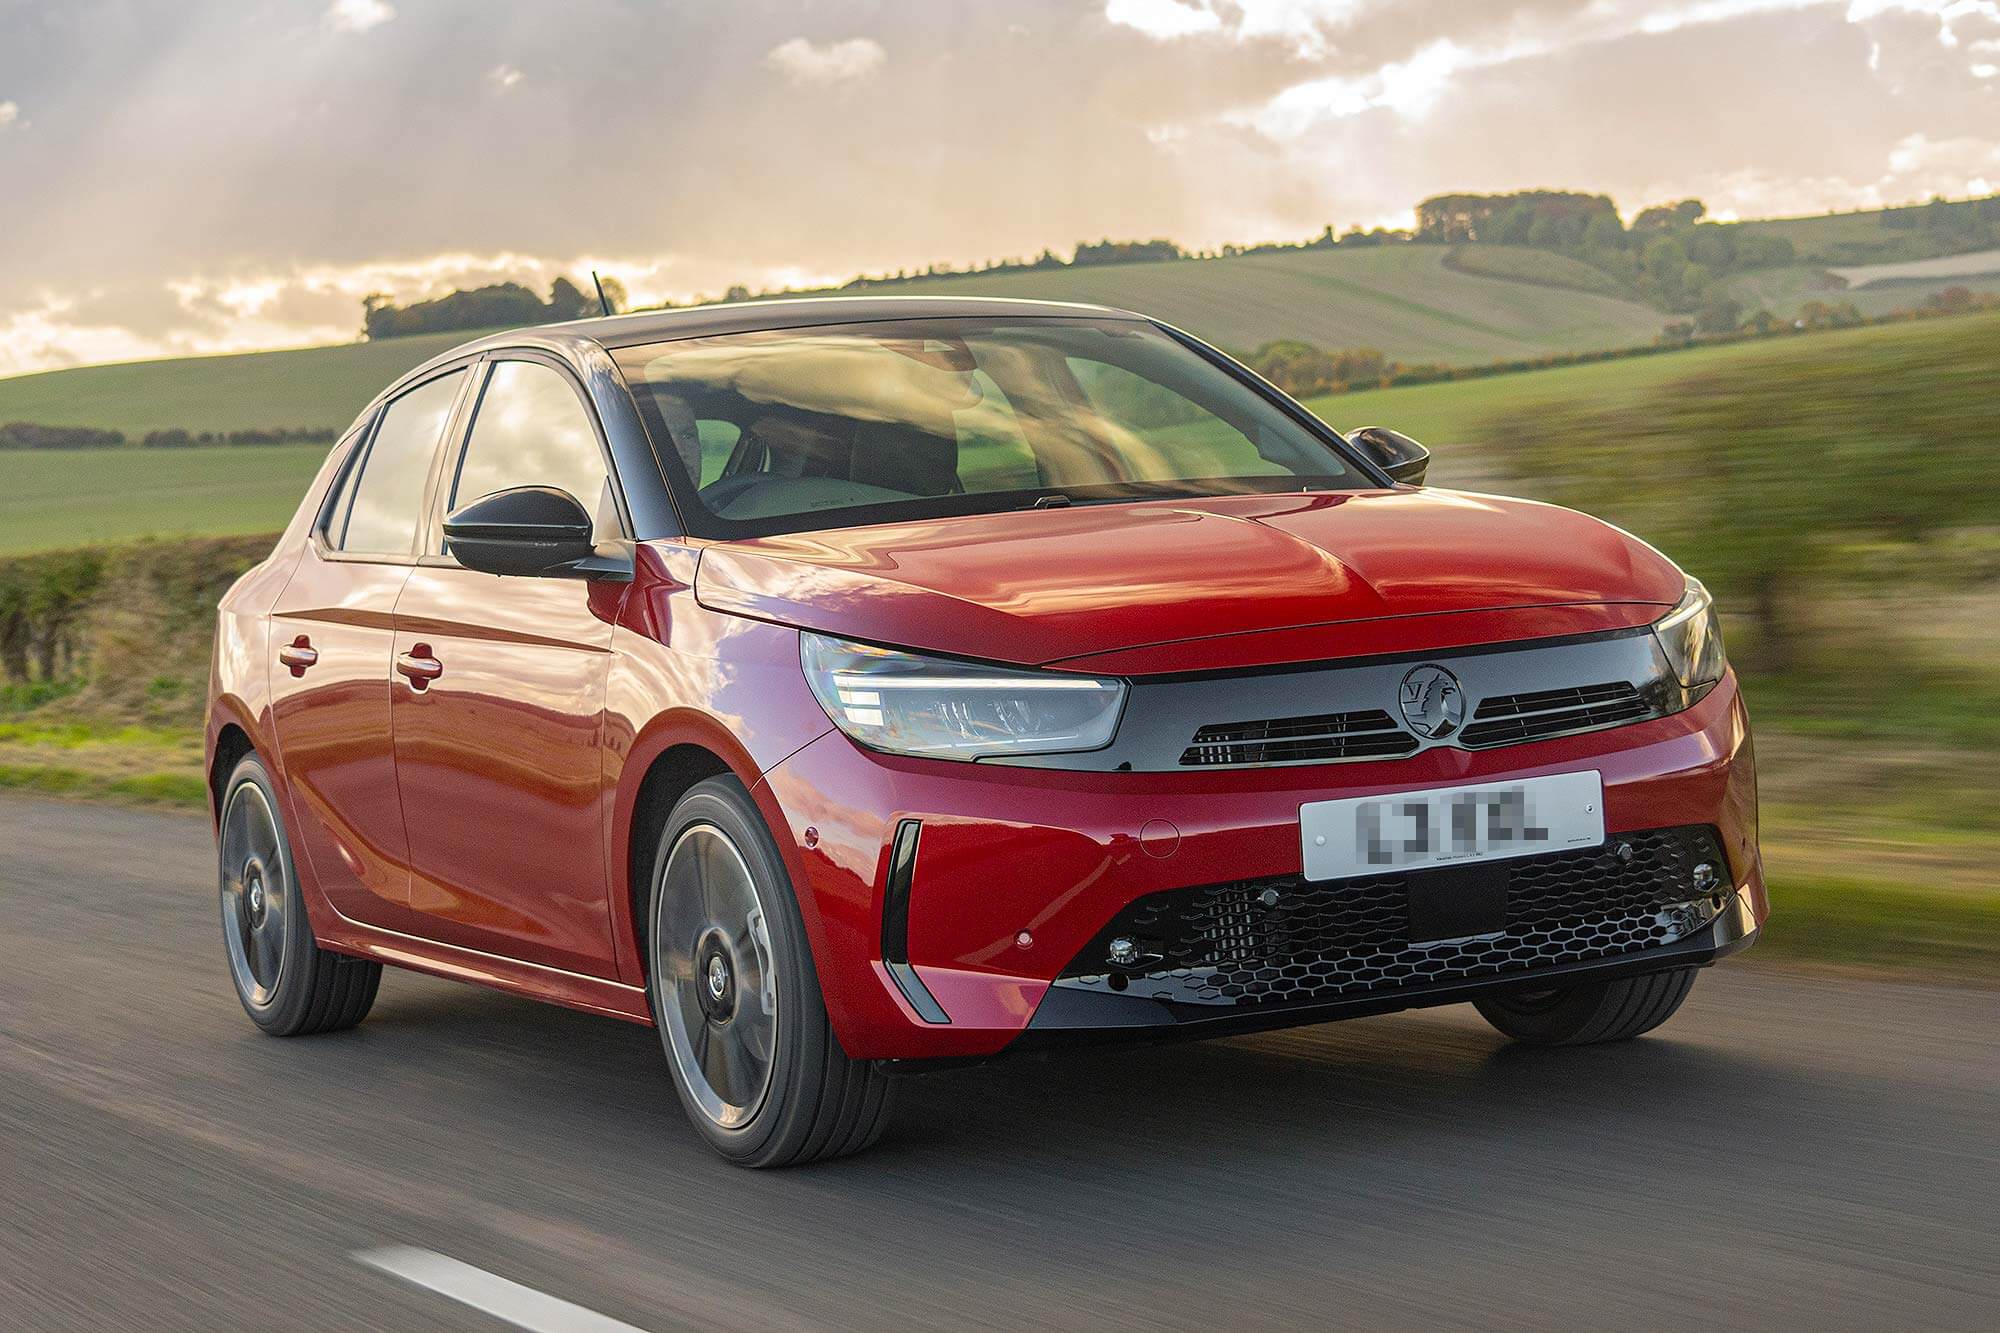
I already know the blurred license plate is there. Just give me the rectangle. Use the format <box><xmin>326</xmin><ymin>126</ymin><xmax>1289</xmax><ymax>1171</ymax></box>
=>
<box><xmin>1300</xmin><ymin>770</ymin><xmax>1604</xmax><ymax>882</ymax></box>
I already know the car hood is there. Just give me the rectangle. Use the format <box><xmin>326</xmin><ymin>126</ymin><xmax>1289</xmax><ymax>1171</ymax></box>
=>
<box><xmin>690</xmin><ymin>489</ymin><xmax>1685</xmax><ymax>673</ymax></box>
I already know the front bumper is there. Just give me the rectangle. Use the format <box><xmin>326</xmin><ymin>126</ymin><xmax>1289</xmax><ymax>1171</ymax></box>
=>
<box><xmin>1023</xmin><ymin>886</ymin><xmax>1759</xmax><ymax>1046</ymax></box>
<box><xmin>756</xmin><ymin>671</ymin><xmax>1763</xmax><ymax>1061</ymax></box>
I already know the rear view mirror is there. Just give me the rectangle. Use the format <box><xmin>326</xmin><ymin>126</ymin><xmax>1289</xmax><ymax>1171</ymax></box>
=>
<box><xmin>1346</xmin><ymin>426</ymin><xmax>1431</xmax><ymax>486</ymax></box>
<box><xmin>444</xmin><ymin>486</ymin><xmax>598</xmax><ymax>577</ymax></box>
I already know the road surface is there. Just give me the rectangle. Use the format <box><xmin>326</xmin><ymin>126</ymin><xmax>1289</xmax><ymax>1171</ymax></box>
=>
<box><xmin>2</xmin><ymin>796</ymin><xmax>1994</xmax><ymax>1330</ymax></box>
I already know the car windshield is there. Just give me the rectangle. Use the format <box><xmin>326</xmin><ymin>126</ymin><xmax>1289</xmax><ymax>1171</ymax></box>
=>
<box><xmin>612</xmin><ymin>316</ymin><xmax>1375</xmax><ymax>538</ymax></box>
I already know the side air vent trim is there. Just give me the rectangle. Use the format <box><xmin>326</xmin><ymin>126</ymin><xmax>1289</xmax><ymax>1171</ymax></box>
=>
<box><xmin>881</xmin><ymin>819</ymin><xmax>949</xmax><ymax>1024</ymax></box>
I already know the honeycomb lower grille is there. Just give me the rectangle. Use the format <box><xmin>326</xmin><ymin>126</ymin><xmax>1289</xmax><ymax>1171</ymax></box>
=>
<box><xmin>1179</xmin><ymin>709</ymin><xmax>1419</xmax><ymax>766</ymax></box>
<box><xmin>1055</xmin><ymin>825</ymin><xmax>1728</xmax><ymax>1009</ymax></box>
<box><xmin>1459</xmin><ymin>681</ymin><xmax>1654</xmax><ymax>749</ymax></box>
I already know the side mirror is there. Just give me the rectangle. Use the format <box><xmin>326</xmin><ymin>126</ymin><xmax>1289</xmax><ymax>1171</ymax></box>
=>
<box><xmin>444</xmin><ymin>486</ymin><xmax>597</xmax><ymax>577</ymax></box>
<box><xmin>1347</xmin><ymin>426</ymin><xmax>1431</xmax><ymax>486</ymax></box>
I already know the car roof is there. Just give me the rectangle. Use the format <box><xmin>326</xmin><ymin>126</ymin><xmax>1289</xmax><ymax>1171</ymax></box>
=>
<box><xmin>461</xmin><ymin>294</ymin><xmax>1142</xmax><ymax>354</ymax></box>
<box><xmin>366</xmin><ymin>295</ymin><xmax>1154</xmax><ymax>422</ymax></box>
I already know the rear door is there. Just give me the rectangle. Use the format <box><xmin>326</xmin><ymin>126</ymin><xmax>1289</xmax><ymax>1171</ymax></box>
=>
<box><xmin>389</xmin><ymin>354</ymin><xmax>628</xmax><ymax>976</ymax></box>
<box><xmin>270</xmin><ymin>367</ymin><xmax>470</xmax><ymax>930</ymax></box>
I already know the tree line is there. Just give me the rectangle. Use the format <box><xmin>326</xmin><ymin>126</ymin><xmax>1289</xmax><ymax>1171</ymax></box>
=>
<box><xmin>1245</xmin><ymin>285</ymin><xmax>2000</xmax><ymax>399</ymax></box>
<box><xmin>358</xmin><ymin>188</ymin><xmax>2000</xmax><ymax>340</ymax></box>
<box><xmin>362</xmin><ymin>275</ymin><xmax>628</xmax><ymax>341</ymax></box>
<box><xmin>0</xmin><ymin>423</ymin><xmax>337</xmax><ymax>451</ymax></box>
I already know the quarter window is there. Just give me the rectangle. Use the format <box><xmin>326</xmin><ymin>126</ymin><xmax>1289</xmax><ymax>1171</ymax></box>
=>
<box><xmin>334</xmin><ymin>370</ymin><xmax>466</xmax><ymax>555</ymax></box>
<box><xmin>449</xmin><ymin>361</ymin><xmax>613</xmax><ymax>532</ymax></box>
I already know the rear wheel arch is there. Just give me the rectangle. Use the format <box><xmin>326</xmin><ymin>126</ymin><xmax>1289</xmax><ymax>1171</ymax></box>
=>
<box><xmin>209</xmin><ymin>722</ymin><xmax>256</xmax><ymax>822</ymax></box>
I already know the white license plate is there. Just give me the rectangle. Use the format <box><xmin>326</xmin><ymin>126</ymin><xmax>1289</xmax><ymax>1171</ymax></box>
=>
<box><xmin>1300</xmin><ymin>770</ymin><xmax>1605</xmax><ymax>882</ymax></box>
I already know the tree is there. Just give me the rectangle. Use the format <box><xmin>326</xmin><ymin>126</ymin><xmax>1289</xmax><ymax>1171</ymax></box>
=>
<box><xmin>1694</xmin><ymin>292</ymin><xmax>1742</xmax><ymax>334</ymax></box>
<box><xmin>598</xmin><ymin>276</ymin><xmax>627</xmax><ymax>313</ymax></box>
<box><xmin>548</xmin><ymin>277</ymin><xmax>594</xmax><ymax>320</ymax></box>
<box><xmin>1583</xmin><ymin>212</ymin><xmax>1627</xmax><ymax>250</ymax></box>
<box><xmin>1633</xmin><ymin>198</ymin><xmax>1706</xmax><ymax>231</ymax></box>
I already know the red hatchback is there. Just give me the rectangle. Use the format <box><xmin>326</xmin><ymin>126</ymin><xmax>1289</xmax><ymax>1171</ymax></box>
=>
<box><xmin>207</xmin><ymin>298</ymin><xmax>1763</xmax><ymax>1165</ymax></box>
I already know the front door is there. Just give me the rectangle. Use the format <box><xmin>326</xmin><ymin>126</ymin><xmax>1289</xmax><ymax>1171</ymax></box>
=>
<box><xmin>390</xmin><ymin>356</ymin><xmax>628</xmax><ymax>977</ymax></box>
<box><xmin>269</xmin><ymin>367</ymin><xmax>469</xmax><ymax>930</ymax></box>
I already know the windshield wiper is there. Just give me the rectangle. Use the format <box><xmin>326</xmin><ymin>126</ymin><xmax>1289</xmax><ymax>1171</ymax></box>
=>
<box><xmin>1025</xmin><ymin>493</ymin><xmax>1072</xmax><ymax>509</ymax></box>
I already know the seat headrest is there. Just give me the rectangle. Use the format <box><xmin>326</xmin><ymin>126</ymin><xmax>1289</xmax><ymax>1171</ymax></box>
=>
<box><xmin>848</xmin><ymin>420</ymin><xmax>961</xmax><ymax>497</ymax></box>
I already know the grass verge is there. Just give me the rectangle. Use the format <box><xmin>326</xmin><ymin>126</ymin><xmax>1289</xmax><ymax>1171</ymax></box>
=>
<box><xmin>0</xmin><ymin>763</ymin><xmax>208</xmax><ymax>808</ymax></box>
<box><xmin>1752</xmin><ymin>873</ymin><xmax>2000</xmax><ymax>985</ymax></box>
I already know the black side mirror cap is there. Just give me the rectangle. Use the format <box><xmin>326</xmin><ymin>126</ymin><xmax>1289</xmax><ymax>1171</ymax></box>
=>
<box><xmin>1346</xmin><ymin>426</ymin><xmax>1431</xmax><ymax>486</ymax></box>
<box><xmin>443</xmin><ymin>486</ymin><xmax>600</xmax><ymax>577</ymax></box>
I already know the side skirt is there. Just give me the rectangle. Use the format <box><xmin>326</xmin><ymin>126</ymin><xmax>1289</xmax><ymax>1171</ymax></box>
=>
<box><xmin>318</xmin><ymin>916</ymin><xmax>654</xmax><ymax>1025</ymax></box>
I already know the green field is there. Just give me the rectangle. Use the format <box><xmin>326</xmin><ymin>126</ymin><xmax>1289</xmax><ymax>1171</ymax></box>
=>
<box><xmin>1832</xmin><ymin>245</ymin><xmax>2000</xmax><ymax>286</ymax></box>
<box><xmin>0</xmin><ymin>446</ymin><xmax>326</xmax><ymax>554</ymax></box>
<box><xmin>1725</xmin><ymin>264</ymin><xmax>2000</xmax><ymax>320</ymax></box>
<box><xmin>821</xmin><ymin>245</ymin><xmax>1665</xmax><ymax>363</ymax></box>
<box><xmin>0</xmin><ymin>318</ymin><xmax>1947</xmax><ymax>555</ymax></box>
<box><xmin>1732</xmin><ymin>204</ymin><xmax>1996</xmax><ymax>265</ymax></box>
<box><xmin>0</xmin><ymin>328</ymin><xmax>490</xmax><ymax>437</ymax></box>
<box><xmin>0</xmin><ymin>248</ymin><xmax>1670</xmax><ymax>443</ymax></box>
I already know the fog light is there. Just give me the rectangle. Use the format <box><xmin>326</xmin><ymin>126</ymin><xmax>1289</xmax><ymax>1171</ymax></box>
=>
<box><xmin>1692</xmin><ymin>862</ymin><xmax>1718</xmax><ymax>893</ymax></box>
<box><xmin>1108</xmin><ymin>936</ymin><xmax>1139</xmax><ymax>966</ymax></box>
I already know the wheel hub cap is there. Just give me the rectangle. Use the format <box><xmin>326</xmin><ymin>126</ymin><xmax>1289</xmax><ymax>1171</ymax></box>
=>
<box><xmin>245</xmin><ymin>864</ymin><xmax>267</xmax><ymax>926</ymax></box>
<box><xmin>696</xmin><ymin>932</ymin><xmax>736</xmax><ymax>1020</ymax></box>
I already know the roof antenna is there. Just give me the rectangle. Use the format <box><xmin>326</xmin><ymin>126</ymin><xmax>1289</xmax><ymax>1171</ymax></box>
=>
<box><xmin>590</xmin><ymin>270</ymin><xmax>613</xmax><ymax>317</ymax></box>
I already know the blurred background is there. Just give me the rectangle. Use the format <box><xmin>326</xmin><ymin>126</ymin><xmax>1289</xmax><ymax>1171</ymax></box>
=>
<box><xmin>2</xmin><ymin>2</ymin><xmax>1995</xmax><ymax>1328</ymax></box>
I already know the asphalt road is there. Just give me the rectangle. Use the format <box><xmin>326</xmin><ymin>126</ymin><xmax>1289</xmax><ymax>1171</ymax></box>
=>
<box><xmin>3</xmin><ymin>795</ymin><xmax>1995</xmax><ymax>1332</ymax></box>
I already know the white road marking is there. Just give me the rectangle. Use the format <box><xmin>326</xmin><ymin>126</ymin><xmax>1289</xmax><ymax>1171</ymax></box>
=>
<box><xmin>355</xmin><ymin>1246</ymin><xmax>654</xmax><ymax>1332</ymax></box>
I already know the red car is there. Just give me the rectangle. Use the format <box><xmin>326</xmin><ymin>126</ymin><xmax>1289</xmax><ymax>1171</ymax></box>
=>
<box><xmin>207</xmin><ymin>298</ymin><xmax>1763</xmax><ymax>1165</ymax></box>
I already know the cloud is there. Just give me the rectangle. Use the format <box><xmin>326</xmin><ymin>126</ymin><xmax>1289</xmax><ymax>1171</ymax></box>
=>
<box><xmin>1104</xmin><ymin>0</ymin><xmax>1226</xmax><ymax>40</ymax></box>
<box><xmin>5</xmin><ymin>0</ymin><xmax>2000</xmax><ymax>375</ymax></box>
<box><xmin>764</xmin><ymin>36</ymin><xmax>887</xmax><ymax>86</ymax></box>
<box><xmin>323</xmin><ymin>0</ymin><xmax>395</xmax><ymax>35</ymax></box>
<box><xmin>0</xmin><ymin>100</ymin><xmax>20</xmax><ymax>133</ymax></box>
<box><xmin>1104</xmin><ymin>1</ymin><xmax>1375</xmax><ymax>55</ymax></box>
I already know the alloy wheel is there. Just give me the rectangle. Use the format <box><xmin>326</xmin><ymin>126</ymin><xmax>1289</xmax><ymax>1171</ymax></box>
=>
<box><xmin>654</xmin><ymin>824</ymin><xmax>778</xmax><ymax>1129</ymax></box>
<box><xmin>220</xmin><ymin>779</ymin><xmax>289</xmax><ymax>1008</ymax></box>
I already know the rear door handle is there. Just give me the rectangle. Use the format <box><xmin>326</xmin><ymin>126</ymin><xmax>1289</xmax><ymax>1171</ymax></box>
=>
<box><xmin>396</xmin><ymin>646</ymin><xmax>443</xmax><ymax>690</ymax></box>
<box><xmin>278</xmin><ymin>636</ymin><xmax>318</xmax><ymax>677</ymax></box>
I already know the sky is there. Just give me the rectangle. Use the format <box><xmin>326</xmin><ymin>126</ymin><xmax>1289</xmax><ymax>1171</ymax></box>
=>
<box><xmin>1</xmin><ymin>0</ymin><xmax>1996</xmax><ymax>375</ymax></box>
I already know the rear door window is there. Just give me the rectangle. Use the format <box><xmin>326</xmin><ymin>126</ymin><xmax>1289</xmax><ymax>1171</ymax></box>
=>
<box><xmin>333</xmin><ymin>370</ymin><xmax>466</xmax><ymax>555</ymax></box>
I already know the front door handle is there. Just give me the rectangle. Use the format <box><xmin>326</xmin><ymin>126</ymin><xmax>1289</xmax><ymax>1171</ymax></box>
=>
<box><xmin>278</xmin><ymin>636</ymin><xmax>318</xmax><ymax>677</ymax></box>
<box><xmin>396</xmin><ymin>646</ymin><xmax>444</xmax><ymax>690</ymax></box>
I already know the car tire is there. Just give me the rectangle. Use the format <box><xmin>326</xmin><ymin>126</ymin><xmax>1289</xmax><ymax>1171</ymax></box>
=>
<box><xmin>218</xmin><ymin>753</ymin><xmax>382</xmax><ymax>1036</ymax></box>
<box><xmin>647</xmin><ymin>776</ymin><xmax>894</xmax><ymax>1167</ymax></box>
<box><xmin>1473</xmin><ymin>967</ymin><xmax>1697</xmax><ymax>1046</ymax></box>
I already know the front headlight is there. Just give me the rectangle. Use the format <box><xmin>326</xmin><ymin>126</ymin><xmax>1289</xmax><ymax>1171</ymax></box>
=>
<box><xmin>1653</xmin><ymin>577</ymin><xmax>1727</xmax><ymax>687</ymax></box>
<box><xmin>801</xmin><ymin>633</ymin><xmax>1127</xmax><ymax>760</ymax></box>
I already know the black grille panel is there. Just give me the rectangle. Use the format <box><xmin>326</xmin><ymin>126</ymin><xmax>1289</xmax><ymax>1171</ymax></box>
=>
<box><xmin>1180</xmin><ymin>709</ymin><xmax>1418</xmax><ymax>766</ymax></box>
<box><xmin>1056</xmin><ymin>825</ymin><xmax>1727</xmax><ymax>1009</ymax></box>
<box><xmin>1459</xmin><ymin>681</ymin><xmax>1653</xmax><ymax>749</ymax></box>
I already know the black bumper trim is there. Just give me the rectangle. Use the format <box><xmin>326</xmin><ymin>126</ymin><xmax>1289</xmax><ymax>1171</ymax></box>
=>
<box><xmin>881</xmin><ymin>820</ymin><xmax>950</xmax><ymax>1024</ymax></box>
<box><xmin>1016</xmin><ymin>887</ymin><xmax>1758</xmax><ymax>1049</ymax></box>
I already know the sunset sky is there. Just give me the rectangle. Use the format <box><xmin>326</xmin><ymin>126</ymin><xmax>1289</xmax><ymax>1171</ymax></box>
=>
<box><xmin>2</xmin><ymin>0</ymin><xmax>1997</xmax><ymax>374</ymax></box>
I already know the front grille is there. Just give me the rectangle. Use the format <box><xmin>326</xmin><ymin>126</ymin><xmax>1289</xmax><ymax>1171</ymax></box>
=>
<box><xmin>1459</xmin><ymin>681</ymin><xmax>1653</xmax><ymax>749</ymax></box>
<box><xmin>1055</xmin><ymin>825</ymin><xmax>1727</xmax><ymax>1009</ymax></box>
<box><xmin>1180</xmin><ymin>709</ymin><xmax>1418</xmax><ymax>766</ymax></box>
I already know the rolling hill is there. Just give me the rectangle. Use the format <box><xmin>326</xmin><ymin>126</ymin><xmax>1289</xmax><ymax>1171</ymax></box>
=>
<box><xmin>0</xmin><ymin>246</ymin><xmax>1668</xmax><ymax>441</ymax></box>
<box><xmin>0</xmin><ymin>314</ymin><xmax>1959</xmax><ymax>556</ymax></box>
<box><xmin>795</xmin><ymin>245</ymin><xmax>1668</xmax><ymax>363</ymax></box>
<box><xmin>0</xmin><ymin>328</ymin><xmax>489</xmax><ymax>438</ymax></box>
